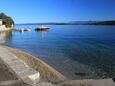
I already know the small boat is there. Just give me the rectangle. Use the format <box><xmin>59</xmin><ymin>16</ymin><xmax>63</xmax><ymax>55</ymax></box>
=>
<box><xmin>35</xmin><ymin>25</ymin><xmax>49</xmax><ymax>31</ymax></box>
<box><xmin>19</xmin><ymin>28</ymin><xmax>31</xmax><ymax>32</ymax></box>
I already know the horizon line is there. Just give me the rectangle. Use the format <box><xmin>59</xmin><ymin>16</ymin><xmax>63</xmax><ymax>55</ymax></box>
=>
<box><xmin>15</xmin><ymin>20</ymin><xmax>115</xmax><ymax>24</ymax></box>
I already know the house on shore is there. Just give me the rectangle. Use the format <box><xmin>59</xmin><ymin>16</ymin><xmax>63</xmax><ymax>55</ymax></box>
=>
<box><xmin>0</xmin><ymin>19</ymin><xmax>6</xmax><ymax>28</ymax></box>
<box><xmin>0</xmin><ymin>19</ymin><xmax>11</xmax><ymax>31</ymax></box>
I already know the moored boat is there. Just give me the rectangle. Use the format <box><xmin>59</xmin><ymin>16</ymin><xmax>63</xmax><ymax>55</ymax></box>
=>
<box><xmin>35</xmin><ymin>25</ymin><xmax>49</xmax><ymax>31</ymax></box>
<box><xmin>18</xmin><ymin>28</ymin><xmax>31</xmax><ymax>32</ymax></box>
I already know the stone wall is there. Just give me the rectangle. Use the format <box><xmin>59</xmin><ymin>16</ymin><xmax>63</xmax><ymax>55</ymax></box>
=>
<box><xmin>0</xmin><ymin>25</ymin><xmax>11</xmax><ymax>31</ymax></box>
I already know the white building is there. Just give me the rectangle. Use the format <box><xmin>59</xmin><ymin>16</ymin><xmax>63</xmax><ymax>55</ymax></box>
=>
<box><xmin>0</xmin><ymin>19</ymin><xmax>5</xmax><ymax>27</ymax></box>
<box><xmin>0</xmin><ymin>19</ymin><xmax>3</xmax><ymax>25</ymax></box>
<box><xmin>0</xmin><ymin>19</ymin><xmax>10</xmax><ymax>31</ymax></box>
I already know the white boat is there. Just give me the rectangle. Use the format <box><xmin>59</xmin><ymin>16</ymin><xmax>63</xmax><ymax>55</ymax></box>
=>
<box><xmin>19</xmin><ymin>28</ymin><xmax>31</xmax><ymax>32</ymax></box>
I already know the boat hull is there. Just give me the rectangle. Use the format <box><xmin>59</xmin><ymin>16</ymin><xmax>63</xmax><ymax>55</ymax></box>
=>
<box><xmin>35</xmin><ymin>28</ymin><xmax>49</xmax><ymax>31</ymax></box>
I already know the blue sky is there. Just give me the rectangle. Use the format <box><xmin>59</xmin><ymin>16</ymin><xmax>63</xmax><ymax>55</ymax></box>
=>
<box><xmin>0</xmin><ymin>0</ymin><xmax>115</xmax><ymax>23</ymax></box>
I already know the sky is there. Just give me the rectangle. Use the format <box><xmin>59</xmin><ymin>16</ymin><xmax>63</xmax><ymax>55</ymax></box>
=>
<box><xmin>0</xmin><ymin>0</ymin><xmax>115</xmax><ymax>23</ymax></box>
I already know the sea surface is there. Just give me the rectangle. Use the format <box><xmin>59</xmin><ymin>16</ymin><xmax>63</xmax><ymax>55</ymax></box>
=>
<box><xmin>0</xmin><ymin>25</ymin><xmax>115</xmax><ymax>79</ymax></box>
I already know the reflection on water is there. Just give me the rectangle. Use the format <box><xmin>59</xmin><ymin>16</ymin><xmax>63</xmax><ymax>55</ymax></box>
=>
<box><xmin>0</xmin><ymin>31</ymin><xmax>12</xmax><ymax>43</ymax></box>
<box><xmin>38</xmin><ymin>31</ymin><xmax>49</xmax><ymax>39</ymax></box>
<box><xmin>1</xmin><ymin>25</ymin><xmax>115</xmax><ymax>80</ymax></box>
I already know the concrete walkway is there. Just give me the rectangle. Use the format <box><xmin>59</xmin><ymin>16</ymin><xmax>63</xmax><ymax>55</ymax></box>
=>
<box><xmin>0</xmin><ymin>45</ymin><xmax>57</xmax><ymax>86</ymax></box>
<box><xmin>0</xmin><ymin>45</ymin><xmax>40</xmax><ymax>85</ymax></box>
<box><xmin>0</xmin><ymin>58</ymin><xmax>17</xmax><ymax>82</ymax></box>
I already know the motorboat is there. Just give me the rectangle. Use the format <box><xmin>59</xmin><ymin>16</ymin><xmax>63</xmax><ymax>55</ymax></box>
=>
<box><xmin>19</xmin><ymin>28</ymin><xmax>31</xmax><ymax>32</ymax></box>
<box><xmin>35</xmin><ymin>25</ymin><xmax>49</xmax><ymax>31</ymax></box>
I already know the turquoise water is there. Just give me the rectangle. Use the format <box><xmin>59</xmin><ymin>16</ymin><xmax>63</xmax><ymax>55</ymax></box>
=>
<box><xmin>1</xmin><ymin>25</ymin><xmax>115</xmax><ymax>79</ymax></box>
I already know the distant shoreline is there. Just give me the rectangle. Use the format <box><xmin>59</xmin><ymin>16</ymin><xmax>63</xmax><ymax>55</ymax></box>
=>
<box><xmin>16</xmin><ymin>20</ymin><xmax>115</xmax><ymax>25</ymax></box>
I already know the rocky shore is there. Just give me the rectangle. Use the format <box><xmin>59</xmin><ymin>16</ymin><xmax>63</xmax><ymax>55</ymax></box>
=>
<box><xmin>0</xmin><ymin>45</ymin><xmax>66</xmax><ymax>86</ymax></box>
<box><xmin>5</xmin><ymin>46</ymin><xmax>66</xmax><ymax>82</ymax></box>
<box><xmin>0</xmin><ymin>45</ymin><xmax>115</xmax><ymax>86</ymax></box>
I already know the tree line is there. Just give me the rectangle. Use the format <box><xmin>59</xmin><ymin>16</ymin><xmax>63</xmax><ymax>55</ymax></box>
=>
<box><xmin>0</xmin><ymin>12</ymin><xmax>14</xmax><ymax>28</ymax></box>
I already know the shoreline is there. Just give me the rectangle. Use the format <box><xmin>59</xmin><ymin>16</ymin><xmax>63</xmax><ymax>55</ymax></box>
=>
<box><xmin>0</xmin><ymin>45</ymin><xmax>115</xmax><ymax>86</ymax></box>
<box><xmin>0</xmin><ymin>27</ymin><xmax>12</xmax><ymax>32</ymax></box>
<box><xmin>2</xmin><ymin>45</ymin><xmax>66</xmax><ymax>83</ymax></box>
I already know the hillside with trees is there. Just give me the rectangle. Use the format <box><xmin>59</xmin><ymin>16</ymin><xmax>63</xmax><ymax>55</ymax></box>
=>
<box><xmin>0</xmin><ymin>12</ymin><xmax>14</xmax><ymax>27</ymax></box>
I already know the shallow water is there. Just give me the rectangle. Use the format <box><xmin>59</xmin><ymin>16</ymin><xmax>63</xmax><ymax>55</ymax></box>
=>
<box><xmin>1</xmin><ymin>25</ymin><xmax>115</xmax><ymax>79</ymax></box>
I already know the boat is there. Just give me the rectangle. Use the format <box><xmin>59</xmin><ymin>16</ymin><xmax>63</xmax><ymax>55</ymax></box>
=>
<box><xmin>35</xmin><ymin>25</ymin><xmax>49</xmax><ymax>31</ymax></box>
<box><xmin>19</xmin><ymin>28</ymin><xmax>31</xmax><ymax>32</ymax></box>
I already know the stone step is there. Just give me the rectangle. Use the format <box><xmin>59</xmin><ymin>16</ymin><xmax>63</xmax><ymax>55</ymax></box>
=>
<box><xmin>0</xmin><ymin>46</ymin><xmax>40</xmax><ymax>85</ymax></box>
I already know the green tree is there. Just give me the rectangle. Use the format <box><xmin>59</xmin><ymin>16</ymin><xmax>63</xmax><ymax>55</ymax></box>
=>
<box><xmin>0</xmin><ymin>12</ymin><xmax>14</xmax><ymax>27</ymax></box>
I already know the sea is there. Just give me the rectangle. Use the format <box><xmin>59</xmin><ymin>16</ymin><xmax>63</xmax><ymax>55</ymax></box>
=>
<box><xmin>0</xmin><ymin>24</ymin><xmax>115</xmax><ymax>79</ymax></box>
